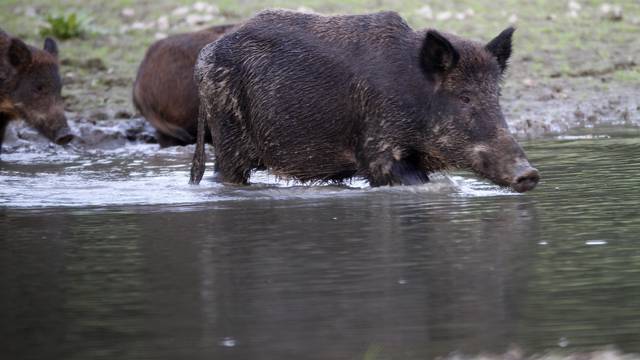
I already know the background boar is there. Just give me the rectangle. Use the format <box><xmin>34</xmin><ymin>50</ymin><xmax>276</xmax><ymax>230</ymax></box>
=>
<box><xmin>133</xmin><ymin>24</ymin><xmax>237</xmax><ymax>147</ymax></box>
<box><xmin>0</xmin><ymin>29</ymin><xmax>72</xmax><ymax>154</ymax></box>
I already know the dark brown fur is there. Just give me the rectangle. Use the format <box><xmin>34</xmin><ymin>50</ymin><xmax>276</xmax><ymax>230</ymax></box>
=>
<box><xmin>191</xmin><ymin>11</ymin><xmax>539</xmax><ymax>192</ymax></box>
<box><xmin>133</xmin><ymin>24</ymin><xmax>237</xmax><ymax>147</ymax></box>
<box><xmin>0</xmin><ymin>30</ymin><xmax>72</xmax><ymax>154</ymax></box>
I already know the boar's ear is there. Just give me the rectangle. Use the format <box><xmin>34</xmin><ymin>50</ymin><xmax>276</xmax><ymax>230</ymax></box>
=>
<box><xmin>43</xmin><ymin>37</ymin><xmax>59</xmax><ymax>57</ymax></box>
<box><xmin>8</xmin><ymin>38</ymin><xmax>32</xmax><ymax>70</ymax></box>
<box><xmin>421</xmin><ymin>30</ymin><xmax>459</xmax><ymax>78</ymax></box>
<box><xmin>486</xmin><ymin>27</ymin><xmax>515</xmax><ymax>73</ymax></box>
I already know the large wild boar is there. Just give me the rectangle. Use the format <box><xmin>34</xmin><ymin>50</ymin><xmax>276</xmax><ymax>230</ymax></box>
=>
<box><xmin>190</xmin><ymin>10</ymin><xmax>540</xmax><ymax>192</ymax></box>
<box><xmin>0</xmin><ymin>29</ymin><xmax>73</xmax><ymax>154</ymax></box>
<box><xmin>133</xmin><ymin>24</ymin><xmax>237</xmax><ymax>147</ymax></box>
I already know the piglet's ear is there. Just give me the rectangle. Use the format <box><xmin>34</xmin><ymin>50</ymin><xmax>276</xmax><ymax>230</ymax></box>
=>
<box><xmin>44</xmin><ymin>37</ymin><xmax>59</xmax><ymax>57</ymax></box>
<box><xmin>8</xmin><ymin>38</ymin><xmax>32</xmax><ymax>70</ymax></box>
<box><xmin>421</xmin><ymin>30</ymin><xmax>459</xmax><ymax>78</ymax></box>
<box><xmin>485</xmin><ymin>27</ymin><xmax>515</xmax><ymax>73</ymax></box>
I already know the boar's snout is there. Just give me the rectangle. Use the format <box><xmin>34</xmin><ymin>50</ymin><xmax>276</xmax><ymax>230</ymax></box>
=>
<box><xmin>54</xmin><ymin>126</ymin><xmax>74</xmax><ymax>145</ymax></box>
<box><xmin>24</xmin><ymin>106</ymin><xmax>74</xmax><ymax>146</ymax></box>
<box><xmin>469</xmin><ymin>133</ymin><xmax>540</xmax><ymax>193</ymax></box>
<box><xmin>511</xmin><ymin>165</ymin><xmax>540</xmax><ymax>193</ymax></box>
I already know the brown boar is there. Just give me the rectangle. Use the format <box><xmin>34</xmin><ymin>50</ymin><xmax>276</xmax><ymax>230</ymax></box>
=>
<box><xmin>0</xmin><ymin>30</ymin><xmax>73</xmax><ymax>154</ymax></box>
<box><xmin>133</xmin><ymin>24</ymin><xmax>237</xmax><ymax>147</ymax></box>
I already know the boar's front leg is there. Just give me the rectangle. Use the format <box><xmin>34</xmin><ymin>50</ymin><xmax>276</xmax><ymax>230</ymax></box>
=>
<box><xmin>367</xmin><ymin>151</ymin><xmax>429</xmax><ymax>187</ymax></box>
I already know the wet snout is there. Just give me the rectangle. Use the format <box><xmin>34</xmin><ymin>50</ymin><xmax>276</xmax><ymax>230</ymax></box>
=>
<box><xmin>511</xmin><ymin>163</ymin><xmax>540</xmax><ymax>193</ymax></box>
<box><xmin>469</xmin><ymin>132</ymin><xmax>540</xmax><ymax>193</ymax></box>
<box><xmin>23</xmin><ymin>104</ymin><xmax>75</xmax><ymax>146</ymax></box>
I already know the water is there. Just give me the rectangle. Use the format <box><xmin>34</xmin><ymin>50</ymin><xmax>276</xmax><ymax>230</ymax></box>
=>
<box><xmin>1</xmin><ymin>134</ymin><xmax>639</xmax><ymax>359</ymax></box>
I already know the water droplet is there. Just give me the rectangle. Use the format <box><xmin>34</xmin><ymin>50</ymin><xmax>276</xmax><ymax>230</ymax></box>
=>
<box><xmin>538</xmin><ymin>241</ymin><xmax>548</xmax><ymax>245</ymax></box>
<box><xmin>585</xmin><ymin>240</ymin><xmax>607</xmax><ymax>246</ymax></box>
<box><xmin>219</xmin><ymin>337</ymin><xmax>237</xmax><ymax>347</ymax></box>
<box><xmin>397</xmin><ymin>279</ymin><xmax>407</xmax><ymax>285</ymax></box>
<box><xmin>331</xmin><ymin>217</ymin><xmax>338</xmax><ymax>220</ymax></box>
<box><xmin>558</xmin><ymin>337</ymin><xmax>569</xmax><ymax>347</ymax></box>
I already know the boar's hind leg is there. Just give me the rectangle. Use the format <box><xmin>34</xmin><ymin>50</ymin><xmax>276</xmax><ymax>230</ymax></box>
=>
<box><xmin>367</xmin><ymin>153</ymin><xmax>429</xmax><ymax>187</ymax></box>
<box><xmin>210</xmin><ymin>110</ymin><xmax>258</xmax><ymax>185</ymax></box>
<box><xmin>0</xmin><ymin>116</ymin><xmax>9</xmax><ymax>155</ymax></box>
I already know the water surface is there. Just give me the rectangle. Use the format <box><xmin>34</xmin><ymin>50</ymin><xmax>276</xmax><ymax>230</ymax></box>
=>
<box><xmin>1</xmin><ymin>134</ymin><xmax>639</xmax><ymax>359</ymax></box>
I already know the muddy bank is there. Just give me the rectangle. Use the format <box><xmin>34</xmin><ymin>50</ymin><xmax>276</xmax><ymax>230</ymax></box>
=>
<box><xmin>3</xmin><ymin>77</ymin><xmax>639</xmax><ymax>153</ymax></box>
<box><xmin>2</xmin><ymin>115</ymin><xmax>156</xmax><ymax>152</ymax></box>
<box><xmin>503</xmin><ymin>77</ymin><xmax>640</xmax><ymax>137</ymax></box>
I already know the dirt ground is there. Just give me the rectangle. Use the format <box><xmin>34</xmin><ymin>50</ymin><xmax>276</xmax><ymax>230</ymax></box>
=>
<box><xmin>1</xmin><ymin>0</ymin><xmax>639</xmax><ymax>141</ymax></box>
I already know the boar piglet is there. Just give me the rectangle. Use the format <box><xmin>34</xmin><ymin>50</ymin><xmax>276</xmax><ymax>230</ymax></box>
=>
<box><xmin>0</xmin><ymin>30</ymin><xmax>73</xmax><ymax>154</ymax></box>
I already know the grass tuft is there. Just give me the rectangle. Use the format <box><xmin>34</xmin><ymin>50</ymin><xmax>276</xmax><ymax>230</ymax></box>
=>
<box><xmin>39</xmin><ymin>12</ymin><xmax>91</xmax><ymax>40</ymax></box>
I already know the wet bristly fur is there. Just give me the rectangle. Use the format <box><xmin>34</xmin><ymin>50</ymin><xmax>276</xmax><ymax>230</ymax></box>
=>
<box><xmin>190</xmin><ymin>10</ymin><xmax>534</xmax><ymax>188</ymax></box>
<box><xmin>0</xmin><ymin>29</ymin><xmax>70</xmax><ymax>154</ymax></box>
<box><xmin>133</xmin><ymin>24</ymin><xmax>237</xmax><ymax>147</ymax></box>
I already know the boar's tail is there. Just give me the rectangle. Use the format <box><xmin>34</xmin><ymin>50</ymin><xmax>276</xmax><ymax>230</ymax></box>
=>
<box><xmin>189</xmin><ymin>104</ymin><xmax>207</xmax><ymax>185</ymax></box>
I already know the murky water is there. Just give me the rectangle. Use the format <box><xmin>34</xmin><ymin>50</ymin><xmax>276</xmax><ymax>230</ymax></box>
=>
<box><xmin>1</xmin><ymin>133</ymin><xmax>639</xmax><ymax>360</ymax></box>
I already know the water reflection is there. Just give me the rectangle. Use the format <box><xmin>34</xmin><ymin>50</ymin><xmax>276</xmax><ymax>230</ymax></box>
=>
<box><xmin>1</xmin><ymin>135</ymin><xmax>640</xmax><ymax>359</ymax></box>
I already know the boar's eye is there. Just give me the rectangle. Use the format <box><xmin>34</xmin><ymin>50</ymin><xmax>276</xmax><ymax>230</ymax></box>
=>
<box><xmin>35</xmin><ymin>83</ymin><xmax>46</xmax><ymax>93</ymax></box>
<box><xmin>459</xmin><ymin>95</ymin><xmax>471</xmax><ymax>104</ymax></box>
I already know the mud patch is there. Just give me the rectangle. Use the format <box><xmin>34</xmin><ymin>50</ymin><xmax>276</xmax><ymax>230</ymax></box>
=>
<box><xmin>2</xmin><ymin>116</ymin><xmax>157</xmax><ymax>152</ymax></box>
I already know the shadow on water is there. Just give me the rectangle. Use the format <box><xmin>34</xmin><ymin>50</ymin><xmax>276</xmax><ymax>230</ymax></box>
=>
<box><xmin>1</xmin><ymin>134</ymin><xmax>640</xmax><ymax>359</ymax></box>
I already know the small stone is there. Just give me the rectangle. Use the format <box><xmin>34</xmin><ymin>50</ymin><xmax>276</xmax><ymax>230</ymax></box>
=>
<box><xmin>192</xmin><ymin>2</ymin><xmax>219</xmax><ymax>14</ymax></box>
<box><xmin>156</xmin><ymin>16</ymin><xmax>170</xmax><ymax>30</ymax></box>
<box><xmin>522</xmin><ymin>78</ymin><xmax>536</xmax><ymax>87</ymax></box>
<box><xmin>192</xmin><ymin>2</ymin><xmax>209</xmax><ymax>12</ymax></box>
<box><xmin>416</xmin><ymin>5</ymin><xmax>433</xmax><ymax>19</ymax></box>
<box><xmin>436</xmin><ymin>11</ymin><xmax>452</xmax><ymax>21</ymax></box>
<box><xmin>296</xmin><ymin>6</ymin><xmax>315</xmax><ymax>14</ymax></box>
<box><xmin>186</xmin><ymin>14</ymin><xmax>214</xmax><ymax>26</ymax></box>
<box><xmin>568</xmin><ymin>0</ymin><xmax>581</xmax><ymax>12</ymax></box>
<box><xmin>121</xmin><ymin>8</ymin><xmax>135</xmax><ymax>18</ymax></box>
<box><xmin>172</xmin><ymin>6</ymin><xmax>189</xmax><ymax>17</ymax></box>
<box><xmin>600</xmin><ymin>3</ymin><xmax>623</xmax><ymax>21</ymax></box>
<box><xmin>130</xmin><ymin>22</ymin><xmax>148</xmax><ymax>30</ymax></box>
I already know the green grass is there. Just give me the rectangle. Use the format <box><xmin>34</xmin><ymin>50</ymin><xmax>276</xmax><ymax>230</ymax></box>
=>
<box><xmin>613</xmin><ymin>69</ymin><xmax>640</xmax><ymax>83</ymax></box>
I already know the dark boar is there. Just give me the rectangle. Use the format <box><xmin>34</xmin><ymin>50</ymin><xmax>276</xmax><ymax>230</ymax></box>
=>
<box><xmin>0</xmin><ymin>30</ymin><xmax>73</xmax><ymax>154</ymax></box>
<box><xmin>133</xmin><ymin>24</ymin><xmax>237</xmax><ymax>147</ymax></box>
<box><xmin>190</xmin><ymin>10</ymin><xmax>540</xmax><ymax>192</ymax></box>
